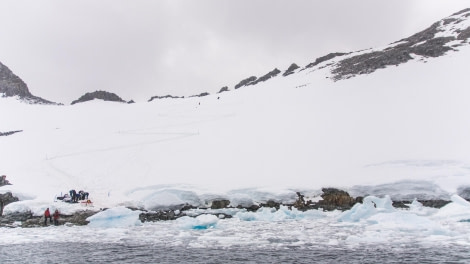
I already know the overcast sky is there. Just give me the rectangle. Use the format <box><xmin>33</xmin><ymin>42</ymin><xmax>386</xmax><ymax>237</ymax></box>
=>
<box><xmin>0</xmin><ymin>0</ymin><xmax>469</xmax><ymax>104</ymax></box>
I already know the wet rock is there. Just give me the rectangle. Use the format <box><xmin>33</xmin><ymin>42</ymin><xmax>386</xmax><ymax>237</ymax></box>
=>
<box><xmin>312</xmin><ymin>188</ymin><xmax>357</xmax><ymax>211</ymax></box>
<box><xmin>210</xmin><ymin>199</ymin><xmax>230</xmax><ymax>209</ymax></box>
<box><xmin>60</xmin><ymin>210</ymin><xmax>99</xmax><ymax>226</ymax></box>
<box><xmin>139</xmin><ymin>210</ymin><xmax>177</xmax><ymax>222</ymax></box>
<box><xmin>259</xmin><ymin>200</ymin><xmax>281</xmax><ymax>210</ymax></box>
<box><xmin>417</xmin><ymin>200</ymin><xmax>451</xmax><ymax>208</ymax></box>
<box><xmin>391</xmin><ymin>200</ymin><xmax>451</xmax><ymax>209</ymax></box>
<box><xmin>292</xmin><ymin>192</ymin><xmax>313</xmax><ymax>211</ymax></box>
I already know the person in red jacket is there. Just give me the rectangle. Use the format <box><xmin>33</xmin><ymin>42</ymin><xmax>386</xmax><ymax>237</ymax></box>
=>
<box><xmin>53</xmin><ymin>209</ymin><xmax>60</xmax><ymax>226</ymax></box>
<box><xmin>44</xmin><ymin>208</ymin><xmax>52</xmax><ymax>226</ymax></box>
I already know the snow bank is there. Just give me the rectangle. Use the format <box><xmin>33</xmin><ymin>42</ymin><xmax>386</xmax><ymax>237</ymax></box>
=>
<box><xmin>86</xmin><ymin>207</ymin><xmax>142</xmax><ymax>228</ymax></box>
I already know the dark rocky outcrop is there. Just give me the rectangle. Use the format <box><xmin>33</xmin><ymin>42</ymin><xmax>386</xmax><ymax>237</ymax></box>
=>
<box><xmin>71</xmin><ymin>90</ymin><xmax>126</xmax><ymax>105</ymax></box>
<box><xmin>250</xmin><ymin>68</ymin><xmax>281</xmax><ymax>86</ymax></box>
<box><xmin>189</xmin><ymin>92</ymin><xmax>210</xmax><ymax>98</ymax></box>
<box><xmin>148</xmin><ymin>95</ymin><xmax>184</xmax><ymax>102</ymax></box>
<box><xmin>283</xmin><ymin>63</ymin><xmax>300</xmax><ymax>76</ymax></box>
<box><xmin>457</xmin><ymin>186</ymin><xmax>470</xmax><ymax>201</ymax></box>
<box><xmin>0</xmin><ymin>175</ymin><xmax>12</xmax><ymax>187</ymax></box>
<box><xmin>392</xmin><ymin>199</ymin><xmax>451</xmax><ymax>209</ymax></box>
<box><xmin>259</xmin><ymin>200</ymin><xmax>282</xmax><ymax>210</ymax></box>
<box><xmin>0</xmin><ymin>192</ymin><xmax>19</xmax><ymax>216</ymax></box>
<box><xmin>314</xmin><ymin>188</ymin><xmax>357</xmax><ymax>211</ymax></box>
<box><xmin>0</xmin><ymin>130</ymin><xmax>23</xmax><ymax>137</ymax></box>
<box><xmin>139</xmin><ymin>210</ymin><xmax>177</xmax><ymax>222</ymax></box>
<box><xmin>234</xmin><ymin>76</ymin><xmax>257</xmax><ymax>89</ymax></box>
<box><xmin>304</xmin><ymin>52</ymin><xmax>349</xmax><ymax>69</ymax></box>
<box><xmin>0</xmin><ymin>61</ymin><xmax>56</xmax><ymax>104</ymax></box>
<box><xmin>331</xmin><ymin>10</ymin><xmax>470</xmax><ymax>81</ymax></box>
<box><xmin>210</xmin><ymin>199</ymin><xmax>230</xmax><ymax>209</ymax></box>
<box><xmin>0</xmin><ymin>209</ymin><xmax>98</xmax><ymax>227</ymax></box>
<box><xmin>218</xmin><ymin>86</ymin><xmax>229</xmax><ymax>94</ymax></box>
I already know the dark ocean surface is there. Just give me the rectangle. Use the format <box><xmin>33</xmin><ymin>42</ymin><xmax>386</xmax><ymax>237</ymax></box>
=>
<box><xmin>1</xmin><ymin>242</ymin><xmax>469</xmax><ymax>263</ymax></box>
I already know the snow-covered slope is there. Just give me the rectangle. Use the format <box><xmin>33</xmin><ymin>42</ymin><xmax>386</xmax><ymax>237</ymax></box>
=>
<box><xmin>1</xmin><ymin>9</ymin><xmax>470</xmax><ymax>214</ymax></box>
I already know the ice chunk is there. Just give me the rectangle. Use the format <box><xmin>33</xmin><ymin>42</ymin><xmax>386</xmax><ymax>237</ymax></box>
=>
<box><xmin>176</xmin><ymin>214</ymin><xmax>218</xmax><ymax>230</ymax></box>
<box><xmin>339</xmin><ymin>195</ymin><xmax>395</xmax><ymax>222</ymax></box>
<box><xmin>235</xmin><ymin>205</ymin><xmax>324</xmax><ymax>222</ymax></box>
<box><xmin>433</xmin><ymin>194</ymin><xmax>470</xmax><ymax>222</ymax></box>
<box><xmin>86</xmin><ymin>206</ymin><xmax>142</xmax><ymax>228</ymax></box>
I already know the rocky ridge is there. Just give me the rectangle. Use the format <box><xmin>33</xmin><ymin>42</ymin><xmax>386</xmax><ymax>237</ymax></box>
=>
<box><xmin>71</xmin><ymin>90</ymin><xmax>128</xmax><ymax>105</ymax></box>
<box><xmin>0</xmin><ymin>61</ymin><xmax>56</xmax><ymax>104</ymax></box>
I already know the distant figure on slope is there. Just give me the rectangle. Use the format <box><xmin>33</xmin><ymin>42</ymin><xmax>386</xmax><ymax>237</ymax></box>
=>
<box><xmin>44</xmin><ymin>208</ymin><xmax>52</xmax><ymax>226</ymax></box>
<box><xmin>53</xmin><ymin>209</ymin><xmax>60</xmax><ymax>226</ymax></box>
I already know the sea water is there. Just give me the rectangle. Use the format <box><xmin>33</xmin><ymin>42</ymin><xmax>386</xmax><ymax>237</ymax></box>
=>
<box><xmin>1</xmin><ymin>242</ymin><xmax>469</xmax><ymax>263</ymax></box>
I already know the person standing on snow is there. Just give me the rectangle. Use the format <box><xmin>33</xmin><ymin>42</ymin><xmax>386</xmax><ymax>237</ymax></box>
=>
<box><xmin>53</xmin><ymin>209</ymin><xmax>60</xmax><ymax>226</ymax></box>
<box><xmin>44</xmin><ymin>208</ymin><xmax>52</xmax><ymax>226</ymax></box>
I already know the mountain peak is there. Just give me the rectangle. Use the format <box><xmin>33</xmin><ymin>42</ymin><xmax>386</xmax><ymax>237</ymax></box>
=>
<box><xmin>0</xmin><ymin>61</ymin><xmax>56</xmax><ymax>104</ymax></box>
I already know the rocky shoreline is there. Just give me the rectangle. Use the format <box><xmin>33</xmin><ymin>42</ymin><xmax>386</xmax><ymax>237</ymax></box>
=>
<box><xmin>0</xmin><ymin>188</ymin><xmax>458</xmax><ymax>228</ymax></box>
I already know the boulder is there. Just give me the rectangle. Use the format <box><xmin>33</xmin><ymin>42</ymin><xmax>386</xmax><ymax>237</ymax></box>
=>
<box><xmin>313</xmin><ymin>188</ymin><xmax>356</xmax><ymax>211</ymax></box>
<box><xmin>0</xmin><ymin>192</ymin><xmax>19</xmax><ymax>216</ymax></box>
<box><xmin>210</xmin><ymin>199</ymin><xmax>230</xmax><ymax>209</ymax></box>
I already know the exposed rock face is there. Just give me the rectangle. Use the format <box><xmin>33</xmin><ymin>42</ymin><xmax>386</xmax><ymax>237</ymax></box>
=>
<box><xmin>0</xmin><ymin>192</ymin><xmax>19</xmax><ymax>216</ymax></box>
<box><xmin>457</xmin><ymin>186</ymin><xmax>470</xmax><ymax>201</ymax></box>
<box><xmin>0</xmin><ymin>175</ymin><xmax>12</xmax><ymax>187</ymax></box>
<box><xmin>148</xmin><ymin>94</ymin><xmax>184</xmax><ymax>102</ymax></box>
<box><xmin>304</xmin><ymin>52</ymin><xmax>349</xmax><ymax>69</ymax></box>
<box><xmin>331</xmin><ymin>9</ymin><xmax>470</xmax><ymax>80</ymax></box>
<box><xmin>250</xmin><ymin>68</ymin><xmax>281</xmax><ymax>86</ymax></box>
<box><xmin>0</xmin><ymin>61</ymin><xmax>56</xmax><ymax>104</ymax></box>
<box><xmin>0</xmin><ymin>130</ymin><xmax>23</xmax><ymax>137</ymax></box>
<box><xmin>139</xmin><ymin>210</ymin><xmax>177</xmax><ymax>222</ymax></box>
<box><xmin>315</xmin><ymin>188</ymin><xmax>357</xmax><ymax>211</ymax></box>
<box><xmin>71</xmin><ymin>90</ymin><xmax>126</xmax><ymax>105</ymax></box>
<box><xmin>189</xmin><ymin>92</ymin><xmax>210</xmax><ymax>98</ymax></box>
<box><xmin>283</xmin><ymin>63</ymin><xmax>300</xmax><ymax>76</ymax></box>
<box><xmin>0</xmin><ymin>209</ymin><xmax>98</xmax><ymax>227</ymax></box>
<box><xmin>210</xmin><ymin>199</ymin><xmax>230</xmax><ymax>209</ymax></box>
<box><xmin>235</xmin><ymin>76</ymin><xmax>257</xmax><ymax>89</ymax></box>
<box><xmin>218</xmin><ymin>86</ymin><xmax>229</xmax><ymax>93</ymax></box>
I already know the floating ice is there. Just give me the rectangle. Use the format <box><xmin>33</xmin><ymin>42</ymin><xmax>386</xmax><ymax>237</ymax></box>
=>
<box><xmin>176</xmin><ymin>214</ymin><xmax>219</xmax><ymax>230</ymax></box>
<box><xmin>432</xmin><ymin>194</ymin><xmax>470</xmax><ymax>222</ymax></box>
<box><xmin>235</xmin><ymin>205</ymin><xmax>324</xmax><ymax>222</ymax></box>
<box><xmin>338</xmin><ymin>196</ymin><xmax>394</xmax><ymax>222</ymax></box>
<box><xmin>86</xmin><ymin>206</ymin><xmax>142</xmax><ymax>228</ymax></box>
